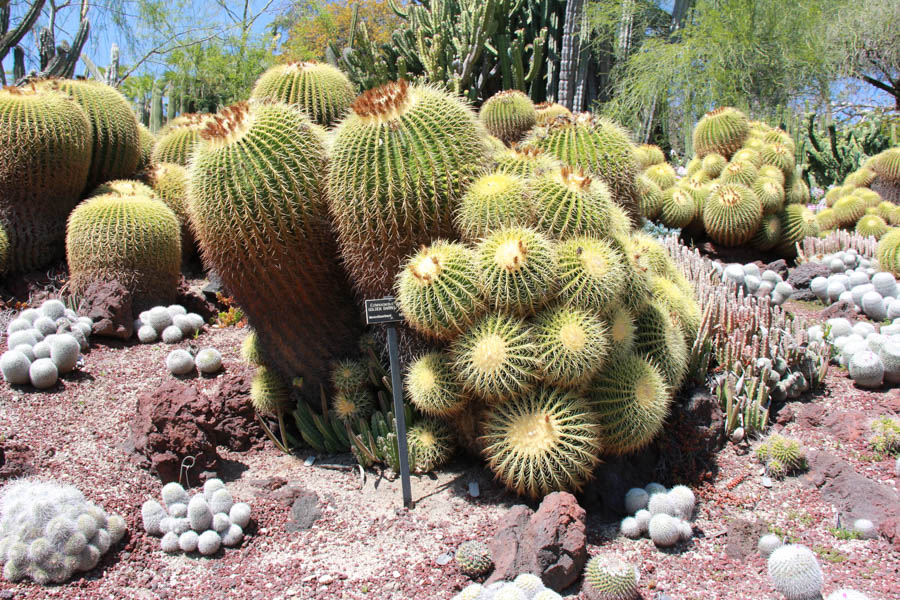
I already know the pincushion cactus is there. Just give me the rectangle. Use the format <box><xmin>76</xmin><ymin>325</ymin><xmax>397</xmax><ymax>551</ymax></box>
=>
<box><xmin>624</xmin><ymin>488</ymin><xmax>649</xmax><ymax>514</ymax></box>
<box><xmin>767</xmin><ymin>544</ymin><xmax>823</xmax><ymax>600</ymax></box>
<box><xmin>195</xmin><ymin>348</ymin><xmax>223</xmax><ymax>374</ymax></box>
<box><xmin>648</xmin><ymin>513</ymin><xmax>680</xmax><ymax>547</ymax></box>
<box><xmin>455</xmin><ymin>540</ymin><xmax>493</xmax><ymax>577</ymax></box>
<box><xmin>583</xmin><ymin>554</ymin><xmax>639</xmax><ymax>600</ymax></box>
<box><xmin>0</xmin><ymin>479</ymin><xmax>125</xmax><ymax>584</ymax></box>
<box><xmin>620</xmin><ymin>517</ymin><xmax>641</xmax><ymax>539</ymax></box>
<box><xmin>758</xmin><ymin>533</ymin><xmax>783</xmax><ymax>557</ymax></box>
<box><xmin>29</xmin><ymin>358</ymin><xmax>59</xmax><ymax>389</ymax></box>
<box><xmin>756</xmin><ymin>434</ymin><xmax>807</xmax><ymax>478</ymax></box>
<box><xmin>848</xmin><ymin>350</ymin><xmax>884</xmax><ymax>388</ymax></box>
<box><xmin>1</xmin><ymin>350</ymin><xmax>31</xmax><ymax>385</ymax></box>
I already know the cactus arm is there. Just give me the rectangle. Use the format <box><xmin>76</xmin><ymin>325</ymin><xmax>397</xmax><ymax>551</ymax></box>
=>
<box><xmin>525</xmin><ymin>27</ymin><xmax>547</xmax><ymax>84</ymax></box>
<box><xmin>510</xmin><ymin>29</ymin><xmax>527</xmax><ymax>90</ymax></box>
<box><xmin>497</xmin><ymin>32</ymin><xmax>513</xmax><ymax>89</ymax></box>
<box><xmin>0</xmin><ymin>0</ymin><xmax>45</xmax><ymax>61</ymax></box>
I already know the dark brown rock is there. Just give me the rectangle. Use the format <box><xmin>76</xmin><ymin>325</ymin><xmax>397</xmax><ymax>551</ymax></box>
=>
<box><xmin>766</xmin><ymin>259</ymin><xmax>789</xmax><ymax>277</ymax></box>
<box><xmin>487</xmin><ymin>492</ymin><xmax>586</xmax><ymax>591</ymax></box>
<box><xmin>787</xmin><ymin>262</ymin><xmax>830</xmax><ymax>290</ymax></box>
<box><xmin>818</xmin><ymin>300</ymin><xmax>859</xmax><ymax>321</ymax></box>
<box><xmin>821</xmin><ymin>410</ymin><xmax>869</xmax><ymax>444</ymax></box>
<box><xmin>802</xmin><ymin>450</ymin><xmax>900</xmax><ymax>534</ymax></box>
<box><xmin>125</xmin><ymin>376</ymin><xmax>262</xmax><ymax>483</ymax></box>
<box><xmin>0</xmin><ymin>434</ymin><xmax>35</xmax><ymax>480</ymax></box>
<box><xmin>724</xmin><ymin>518</ymin><xmax>768</xmax><ymax>560</ymax></box>
<box><xmin>175</xmin><ymin>276</ymin><xmax>217</xmax><ymax>321</ymax></box>
<box><xmin>80</xmin><ymin>279</ymin><xmax>134</xmax><ymax>340</ymax></box>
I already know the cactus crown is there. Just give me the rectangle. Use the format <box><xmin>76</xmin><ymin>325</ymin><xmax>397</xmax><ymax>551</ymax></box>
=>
<box><xmin>198</xmin><ymin>102</ymin><xmax>252</xmax><ymax>145</ymax></box>
<box><xmin>351</xmin><ymin>79</ymin><xmax>411</xmax><ymax>120</ymax></box>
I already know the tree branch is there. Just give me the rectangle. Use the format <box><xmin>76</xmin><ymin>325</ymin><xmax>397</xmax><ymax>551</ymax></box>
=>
<box><xmin>860</xmin><ymin>74</ymin><xmax>898</xmax><ymax>98</ymax></box>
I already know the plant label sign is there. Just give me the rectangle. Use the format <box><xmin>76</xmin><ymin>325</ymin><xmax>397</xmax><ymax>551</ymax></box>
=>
<box><xmin>364</xmin><ymin>297</ymin><xmax>402</xmax><ymax>325</ymax></box>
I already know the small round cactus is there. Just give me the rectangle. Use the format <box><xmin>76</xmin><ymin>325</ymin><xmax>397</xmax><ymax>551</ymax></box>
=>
<box><xmin>405</xmin><ymin>352</ymin><xmax>466</xmax><ymax>417</ymax></box>
<box><xmin>767</xmin><ymin>544</ymin><xmax>823</xmax><ymax>600</ymax></box>
<box><xmin>512</xmin><ymin>573</ymin><xmax>544</xmax><ymax>596</ymax></box>
<box><xmin>849</xmin><ymin>350</ymin><xmax>884</xmax><ymax>388</ymax></box>
<box><xmin>667</xmin><ymin>485</ymin><xmax>695</xmax><ymax>520</ymax></box>
<box><xmin>583</xmin><ymin>554</ymin><xmax>639</xmax><ymax>600</ymax></box>
<box><xmin>480</xmin><ymin>90</ymin><xmax>537</xmax><ymax>145</ymax></box>
<box><xmin>648</xmin><ymin>513</ymin><xmax>680</xmax><ymax>547</ymax></box>
<box><xmin>624</xmin><ymin>487</ymin><xmax>649</xmax><ymax>514</ymax></box>
<box><xmin>620</xmin><ymin>517</ymin><xmax>641</xmax><ymax>539</ymax></box>
<box><xmin>455</xmin><ymin>540</ymin><xmax>493</xmax><ymax>577</ymax></box>
<box><xmin>648</xmin><ymin>492</ymin><xmax>676</xmax><ymax>517</ymax></box>
<box><xmin>1</xmin><ymin>350</ymin><xmax>31</xmax><ymax>384</ymax></box>
<box><xmin>195</xmin><ymin>348</ymin><xmax>223</xmax><ymax>374</ymax></box>
<box><xmin>166</xmin><ymin>349</ymin><xmax>195</xmax><ymax>375</ymax></box>
<box><xmin>197</xmin><ymin>530</ymin><xmax>221</xmax><ymax>555</ymax></box>
<box><xmin>758</xmin><ymin>533</ymin><xmax>783</xmax><ymax>557</ymax></box>
<box><xmin>29</xmin><ymin>358</ymin><xmax>59</xmax><ymax>389</ymax></box>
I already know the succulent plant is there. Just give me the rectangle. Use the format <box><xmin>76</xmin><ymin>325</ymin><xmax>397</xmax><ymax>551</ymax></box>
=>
<box><xmin>692</xmin><ymin>107</ymin><xmax>750</xmax><ymax>159</ymax></box>
<box><xmin>855</xmin><ymin>214</ymin><xmax>889</xmax><ymax>239</ymax></box>
<box><xmin>137</xmin><ymin>123</ymin><xmax>155</xmax><ymax>170</ymax></box>
<box><xmin>195</xmin><ymin>348</ymin><xmax>222</xmax><ymax>374</ymax></box>
<box><xmin>644</xmin><ymin>162</ymin><xmax>678</xmax><ymax>190</ymax></box>
<box><xmin>456</xmin><ymin>172</ymin><xmax>536</xmax><ymax>241</ymax></box>
<box><xmin>583</xmin><ymin>554</ymin><xmax>640</xmax><ymax>600</ymax></box>
<box><xmin>604</xmin><ymin>306</ymin><xmax>638</xmax><ymax>358</ymax></box>
<box><xmin>531</xmin><ymin>166</ymin><xmax>619</xmax><ymax>240</ymax></box>
<box><xmin>702</xmin><ymin>183</ymin><xmax>763</xmax><ymax>247</ymax></box>
<box><xmin>833</xmin><ymin>195</ymin><xmax>866</xmax><ymax>227</ymax></box>
<box><xmin>635</xmin><ymin>144</ymin><xmax>665</xmax><ymax>170</ymax></box>
<box><xmin>649</xmin><ymin>276</ymin><xmax>701</xmax><ymax>344</ymax></box>
<box><xmin>624</xmin><ymin>487</ymin><xmax>649</xmax><ymax>514</ymax></box>
<box><xmin>404</xmin><ymin>352</ymin><xmax>466</xmax><ymax>417</ymax></box>
<box><xmin>767</xmin><ymin>544</ymin><xmax>823</xmax><ymax>600</ymax></box>
<box><xmin>777</xmin><ymin>205</ymin><xmax>820</xmax><ymax>257</ymax></box>
<box><xmin>870</xmin><ymin>147</ymin><xmax>900</xmax><ymax>182</ymax></box>
<box><xmin>455</xmin><ymin>540</ymin><xmax>493</xmax><ymax>577</ymax></box>
<box><xmin>758</xmin><ymin>533</ymin><xmax>783</xmax><ymax>557</ymax></box>
<box><xmin>250</xmin><ymin>62</ymin><xmax>355</xmax><ymax>127</ymax></box>
<box><xmin>166</xmin><ymin>349</ymin><xmax>195</xmax><ymax>375</ymax></box>
<box><xmin>756</xmin><ymin>434</ymin><xmax>807</xmax><ymax>478</ymax></box>
<box><xmin>877</xmin><ymin>228</ymin><xmax>900</xmax><ymax>276</ymax></box>
<box><xmin>150</xmin><ymin>113</ymin><xmax>213</xmax><ymax>166</ymax></box>
<box><xmin>66</xmin><ymin>193</ymin><xmax>181</xmax><ymax>307</ymax></box>
<box><xmin>480</xmin><ymin>90</ymin><xmax>537</xmax><ymax>145</ymax></box>
<box><xmin>407</xmin><ymin>417</ymin><xmax>456</xmax><ymax>473</ymax></box>
<box><xmin>636</xmin><ymin>174</ymin><xmax>664</xmax><ymax>220</ymax></box>
<box><xmin>332</xmin><ymin>388</ymin><xmax>375</xmax><ymax>422</ymax></box>
<box><xmin>0</xmin><ymin>479</ymin><xmax>125</xmax><ymax>584</ymax></box>
<box><xmin>250</xmin><ymin>367</ymin><xmax>290</xmax><ymax>415</ymax></box>
<box><xmin>476</xmin><ymin>227</ymin><xmax>557</xmax><ymax>316</ymax></box>
<box><xmin>396</xmin><ymin>241</ymin><xmax>485</xmax><ymax>340</ymax></box>
<box><xmin>719</xmin><ymin>160</ymin><xmax>759</xmax><ymax>187</ymax></box>
<box><xmin>28</xmin><ymin>358</ymin><xmax>58</xmax><ymax>389</ymax></box>
<box><xmin>189</xmin><ymin>101</ymin><xmax>361</xmax><ymax>401</ymax></box>
<box><xmin>667</xmin><ymin>485</ymin><xmax>695</xmax><ymax>520</ymax></box>
<box><xmin>451</xmin><ymin>314</ymin><xmax>539</xmax><ymax>402</ymax></box>
<box><xmin>648</xmin><ymin>513</ymin><xmax>680</xmax><ymax>547</ymax></box>
<box><xmin>38</xmin><ymin>78</ymin><xmax>140</xmax><ymax>190</ymax></box>
<box><xmin>659</xmin><ymin>186</ymin><xmax>697</xmax><ymax>229</ymax></box>
<box><xmin>753</xmin><ymin>177</ymin><xmax>786</xmax><ymax>216</ymax></box>
<box><xmin>525</xmin><ymin>113</ymin><xmax>640</xmax><ymax>223</ymax></box>
<box><xmin>849</xmin><ymin>350</ymin><xmax>884</xmax><ymax>388</ymax></box>
<box><xmin>479</xmin><ymin>385</ymin><xmax>602</xmax><ymax>499</ymax></box>
<box><xmin>590</xmin><ymin>353</ymin><xmax>671</xmax><ymax>455</ymax></box>
<box><xmin>555</xmin><ymin>236</ymin><xmax>627</xmax><ymax>311</ymax></box>
<box><xmin>329</xmin><ymin>81</ymin><xmax>486</xmax><ymax>301</ymax></box>
<box><xmin>241</xmin><ymin>331</ymin><xmax>265</xmax><ymax>367</ymax></box>
<box><xmin>632</xmin><ymin>301</ymin><xmax>689</xmax><ymax>390</ymax></box>
<box><xmin>534</xmin><ymin>101</ymin><xmax>572</xmax><ymax>126</ymax></box>
<box><xmin>494</xmin><ymin>147</ymin><xmax>560</xmax><ymax>179</ymax></box>
<box><xmin>330</xmin><ymin>359</ymin><xmax>368</xmax><ymax>393</ymax></box>
<box><xmin>532</xmin><ymin>305</ymin><xmax>610</xmax><ymax>388</ymax></box>
<box><xmin>0</xmin><ymin>350</ymin><xmax>31</xmax><ymax>385</ymax></box>
<box><xmin>0</xmin><ymin>86</ymin><xmax>92</xmax><ymax>273</ymax></box>
<box><xmin>701</xmin><ymin>153</ymin><xmax>728</xmax><ymax>178</ymax></box>
<box><xmin>620</xmin><ymin>517</ymin><xmax>642</xmax><ymax>539</ymax></box>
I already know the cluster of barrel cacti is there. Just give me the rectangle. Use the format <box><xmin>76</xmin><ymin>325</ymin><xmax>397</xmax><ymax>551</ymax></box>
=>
<box><xmin>0</xmin><ymin>479</ymin><xmax>126</xmax><ymax>584</ymax></box>
<box><xmin>638</xmin><ymin>106</ymin><xmax>818</xmax><ymax>256</ymax></box>
<box><xmin>817</xmin><ymin>147</ymin><xmax>900</xmax><ymax>241</ymax></box>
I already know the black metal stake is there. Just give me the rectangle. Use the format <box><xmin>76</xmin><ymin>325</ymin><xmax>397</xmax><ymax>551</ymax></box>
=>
<box><xmin>386</xmin><ymin>323</ymin><xmax>413</xmax><ymax>508</ymax></box>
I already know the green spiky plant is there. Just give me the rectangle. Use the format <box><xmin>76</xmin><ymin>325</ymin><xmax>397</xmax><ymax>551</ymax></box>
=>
<box><xmin>633</xmin><ymin>301</ymin><xmax>689</xmax><ymax>390</ymax></box>
<box><xmin>753</xmin><ymin>177</ymin><xmax>786</xmax><ymax>215</ymax></box>
<box><xmin>525</xmin><ymin>113</ymin><xmax>640</xmax><ymax>223</ymax></box>
<box><xmin>583</xmin><ymin>554</ymin><xmax>640</xmax><ymax>600</ymax></box>
<box><xmin>590</xmin><ymin>353</ymin><xmax>671</xmax><ymax>455</ymax></box>
<box><xmin>407</xmin><ymin>417</ymin><xmax>456</xmax><ymax>473</ymax></box>
<box><xmin>603</xmin><ymin>306</ymin><xmax>637</xmax><ymax>360</ymax></box>
<box><xmin>137</xmin><ymin>123</ymin><xmax>155</xmax><ymax>170</ymax></box>
<box><xmin>331</xmin><ymin>358</ymin><xmax>368</xmax><ymax>393</ymax></box>
<box><xmin>405</xmin><ymin>351</ymin><xmax>466</xmax><ymax>417</ymax></box>
<box><xmin>241</xmin><ymin>330</ymin><xmax>265</xmax><ymax>366</ymax></box>
<box><xmin>852</xmin><ymin>188</ymin><xmax>882</xmax><ymax>209</ymax></box>
<box><xmin>0</xmin><ymin>224</ymin><xmax>7</xmax><ymax>274</ymax></box>
<box><xmin>534</xmin><ymin>101</ymin><xmax>572</xmax><ymax>126</ymax></box>
<box><xmin>396</xmin><ymin>240</ymin><xmax>485</xmax><ymax>340</ymax></box>
<box><xmin>146</xmin><ymin>163</ymin><xmax>193</xmax><ymax>261</ymax></box>
<box><xmin>188</xmin><ymin>101</ymin><xmax>362</xmax><ymax>402</ymax></box>
<box><xmin>38</xmin><ymin>79</ymin><xmax>141</xmax><ymax>189</ymax></box>
<box><xmin>66</xmin><ymin>193</ymin><xmax>181</xmax><ymax>306</ymax></box>
<box><xmin>250</xmin><ymin>62</ymin><xmax>356</xmax><ymax>127</ymax></box>
<box><xmin>845</xmin><ymin>167</ymin><xmax>877</xmax><ymax>188</ymax></box>
<box><xmin>877</xmin><ymin>229</ymin><xmax>900</xmax><ymax>276</ymax></box>
<box><xmin>732</xmin><ymin>147</ymin><xmax>763</xmax><ymax>168</ymax></box>
<box><xmin>479</xmin><ymin>385</ymin><xmax>603</xmax><ymax>499</ymax></box>
<box><xmin>532</xmin><ymin>166</ymin><xmax>617</xmax><ymax>239</ymax></box>
<box><xmin>88</xmin><ymin>179</ymin><xmax>156</xmax><ymax>198</ymax></box>
<box><xmin>634</xmin><ymin>144</ymin><xmax>665</xmax><ymax>170</ymax></box>
<box><xmin>785</xmin><ymin>174</ymin><xmax>810</xmax><ymax>205</ymax></box>
<box><xmin>555</xmin><ymin>236</ymin><xmax>627</xmax><ymax>311</ymax></box>
<box><xmin>650</xmin><ymin>276</ymin><xmax>701</xmax><ymax>345</ymax></box>
<box><xmin>870</xmin><ymin>147</ymin><xmax>900</xmax><ymax>182</ymax></box>
<box><xmin>476</xmin><ymin>227</ymin><xmax>557</xmax><ymax>315</ymax></box>
<box><xmin>659</xmin><ymin>186</ymin><xmax>697</xmax><ymax>229</ymax></box>
<box><xmin>150</xmin><ymin>113</ymin><xmax>213</xmax><ymax>166</ymax></box>
<box><xmin>832</xmin><ymin>195</ymin><xmax>866</xmax><ymax>228</ymax></box>
<box><xmin>760</xmin><ymin>142</ymin><xmax>795</xmax><ymax>177</ymax></box>
<box><xmin>532</xmin><ymin>305</ymin><xmax>610</xmax><ymax>388</ymax></box>
<box><xmin>636</xmin><ymin>174</ymin><xmax>663</xmax><ymax>220</ymax></box>
<box><xmin>702</xmin><ymin>183</ymin><xmax>763</xmax><ymax>247</ymax></box>
<box><xmin>753</xmin><ymin>213</ymin><xmax>784</xmax><ymax>251</ymax></box>
<box><xmin>644</xmin><ymin>162</ymin><xmax>678</xmax><ymax>190</ymax></box>
<box><xmin>479</xmin><ymin>89</ymin><xmax>537</xmax><ymax>145</ymax></box>
<box><xmin>251</xmin><ymin>365</ymin><xmax>294</xmax><ymax>453</ymax></box>
<box><xmin>0</xmin><ymin>86</ymin><xmax>91</xmax><ymax>273</ymax></box>
<box><xmin>777</xmin><ymin>204</ymin><xmax>820</xmax><ymax>257</ymax></box>
<box><xmin>758</xmin><ymin>164</ymin><xmax>786</xmax><ymax>185</ymax></box>
<box><xmin>755</xmin><ymin>434</ymin><xmax>806</xmax><ymax>478</ymax></box>
<box><xmin>455</xmin><ymin>541</ymin><xmax>493</xmax><ymax>578</ymax></box>
<box><xmin>333</xmin><ymin>388</ymin><xmax>375</xmax><ymax>422</ymax></box>
<box><xmin>451</xmin><ymin>313</ymin><xmax>540</xmax><ymax>402</ymax></box>
<box><xmin>855</xmin><ymin>214</ymin><xmax>889</xmax><ymax>239</ymax></box>
<box><xmin>719</xmin><ymin>160</ymin><xmax>759</xmax><ymax>187</ymax></box>
<box><xmin>455</xmin><ymin>172</ymin><xmax>535</xmax><ymax>241</ymax></box>
<box><xmin>493</xmin><ymin>146</ymin><xmax>560</xmax><ymax>179</ymax></box>
<box><xmin>692</xmin><ymin>107</ymin><xmax>750</xmax><ymax>159</ymax></box>
<box><xmin>329</xmin><ymin>80</ymin><xmax>486</xmax><ymax>300</ymax></box>
<box><xmin>700</xmin><ymin>153</ymin><xmax>727</xmax><ymax>178</ymax></box>
<box><xmin>815</xmin><ymin>208</ymin><xmax>837</xmax><ymax>231</ymax></box>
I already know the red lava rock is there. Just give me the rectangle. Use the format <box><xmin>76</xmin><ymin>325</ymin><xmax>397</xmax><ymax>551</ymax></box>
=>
<box><xmin>81</xmin><ymin>279</ymin><xmax>134</xmax><ymax>340</ymax></box>
<box><xmin>724</xmin><ymin>518</ymin><xmax>768</xmax><ymax>560</ymax></box>
<box><xmin>124</xmin><ymin>375</ymin><xmax>261</xmax><ymax>483</ymax></box>
<box><xmin>802</xmin><ymin>450</ymin><xmax>900</xmax><ymax>532</ymax></box>
<box><xmin>797</xmin><ymin>403</ymin><xmax>826</xmax><ymax>428</ymax></box>
<box><xmin>176</xmin><ymin>276</ymin><xmax>218</xmax><ymax>321</ymax></box>
<box><xmin>818</xmin><ymin>300</ymin><xmax>859</xmax><ymax>321</ymax></box>
<box><xmin>787</xmin><ymin>262</ymin><xmax>831</xmax><ymax>290</ymax></box>
<box><xmin>766</xmin><ymin>259</ymin><xmax>789</xmax><ymax>277</ymax></box>
<box><xmin>249</xmin><ymin>476</ymin><xmax>288</xmax><ymax>490</ymax></box>
<box><xmin>266</xmin><ymin>484</ymin><xmax>312</xmax><ymax>507</ymax></box>
<box><xmin>879</xmin><ymin>517</ymin><xmax>900</xmax><ymax>552</ymax></box>
<box><xmin>775</xmin><ymin>403</ymin><xmax>797</xmax><ymax>426</ymax></box>
<box><xmin>487</xmin><ymin>492</ymin><xmax>586</xmax><ymax>592</ymax></box>
<box><xmin>821</xmin><ymin>410</ymin><xmax>869</xmax><ymax>443</ymax></box>
<box><xmin>0</xmin><ymin>434</ymin><xmax>35</xmax><ymax>479</ymax></box>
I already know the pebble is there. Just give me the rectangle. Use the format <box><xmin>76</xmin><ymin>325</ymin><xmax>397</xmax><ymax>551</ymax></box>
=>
<box><xmin>319</xmin><ymin>575</ymin><xmax>334</xmax><ymax>585</ymax></box>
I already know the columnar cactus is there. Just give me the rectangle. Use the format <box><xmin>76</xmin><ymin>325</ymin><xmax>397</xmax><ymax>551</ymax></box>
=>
<box><xmin>0</xmin><ymin>86</ymin><xmax>91</xmax><ymax>272</ymax></box>
<box><xmin>188</xmin><ymin>101</ymin><xmax>362</xmax><ymax>400</ymax></box>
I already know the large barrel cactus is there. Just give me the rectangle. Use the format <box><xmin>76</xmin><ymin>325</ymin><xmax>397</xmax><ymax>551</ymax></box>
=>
<box><xmin>0</xmin><ymin>86</ymin><xmax>91</xmax><ymax>272</ymax></box>
<box><xmin>523</xmin><ymin>113</ymin><xmax>640</xmax><ymax>223</ymax></box>
<box><xmin>147</xmin><ymin>162</ymin><xmax>195</xmax><ymax>262</ymax></box>
<box><xmin>479</xmin><ymin>90</ymin><xmax>537</xmax><ymax>145</ymax></box>
<box><xmin>188</xmin><ymin>101</ymin><xmax>362</xmax><ymax>400</ymax></box>
<box><xmin>250</xmin><ymin>62</ymin><xmax>355</xmax><ymax>127</ymax></box>
<box><xmin>66</xmin><ymin>193</ymin><xmax>181</xmax><ymax>305</ymax></box>
<box><xmin>137</xmin><ymin>123</ymin><xmax>155</xmax><ymax>170</ymax></box>
<box><xmin>150</xmin><ymin>113</ymin><xmax>213</xmax><ymax>166</ymax></box>
<box><xmin>38</xmin><ymin>79</ymin><xmax>141</xmax><ymax>190</ymax></box>
<box><xmin>328</xmin><ymin>80</ymin><xmax>487</xmax><ymax>300</ymax></box>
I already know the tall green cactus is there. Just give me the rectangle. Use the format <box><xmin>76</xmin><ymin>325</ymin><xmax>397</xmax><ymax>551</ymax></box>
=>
<box><xmin>804</xmin><ymin>113</ymin><xmax>893</xmax><ymax>188</ymax></box>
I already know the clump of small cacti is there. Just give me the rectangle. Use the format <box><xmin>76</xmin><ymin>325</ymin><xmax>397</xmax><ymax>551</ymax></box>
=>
<box><xmin>617</xmin><ymin>482</ymin><xmax>696</xmax><ymax>550</ymax></box>
<box><xmin>756</xmin><ymin>434</ymin><xmax>807</xmax><ymax>478</ymax></box>
<box><xmin>452</xmin><ymin>573</ymin><xmax>561</xmax><ymax>600</ymax></box>
<box><xmin>767</xmin><ymin>544</ymin><xmax>823</xmax><ymax>600</ymax></box>
<box><xmin>455</xmin><ymin>540</ymin><xmax>493</xmax><ymax>577</ymax></box>
<box><xmin>583</xmin><ymin>554</ymin><xmax>640</xmax><ymax>600</ymax></box>
<box><xmin>141</xmin><ymin>479</ymin><xmax>250</xmax><ymax>556</ymax></box>
<box><xmin>0</xmin><ymin>479</ymin><xmax>126</xmax><ymax>584</ymax></box>
<box><xmin>135</xmin><ymin>305</ymin><xmax>205</xmax><ymax>345</ymax></box>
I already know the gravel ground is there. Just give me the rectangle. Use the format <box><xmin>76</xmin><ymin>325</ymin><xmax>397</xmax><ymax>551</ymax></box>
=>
<box><xmin>1</xmin><ymin>299</ymin><xmax>899</xmax><ymax>599</ymax></box>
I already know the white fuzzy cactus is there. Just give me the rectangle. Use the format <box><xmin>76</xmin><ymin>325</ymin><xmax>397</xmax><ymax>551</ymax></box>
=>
<box><xmin>624</xmin><ymin>488</ymin><xmax>649</xmax><ymax>514</ymax></box>
<box><xmin>195</xmin><ymin>348</ymin><xmax>223</xmax><ymax>374</ymax></box>
<box><xmin>141</xmin><ymin>500</ymin><xmax>167</xmax><ymax>536</ymax></box>
<box><xmin>137</xmin><ymin>325</ymin><xmax>158</xmax><ymax>343</ymax></box>
<box><xmin>533</xmin><ymin>591</ymin><xmax>562</xmax><ymax>600</ymax></box>
<box><xmin>851</xmin><ymin>519</ymin><xmax>877</xmax><ymax>539</ymax></box>
<box><xmin>29</xmin><ymin>358</ymin><xmax>58</xmax><ymax>389</ymax></box>
<box><xmin>512</xmin><ymin>573</ymin><xmax>543</xmax><ymax>597</ymax></box>
<box><xmin>146</xmin><ymin>306</ymin><xmax>173</xmax><ymax>333</ymax></box>
<box><xmin>48</xmin><ymin>334</ymin><xmax>79</xmax><ymax>374</ymax></box>
<box><xmin>758</xmin><ymin>533</ymin><xmax>782</xmax><ymax>557</ymax></box>
<box><xmin>161</xmin><ymin>325</ymin><xmax>183</xmax><ymax>344</ymax></box>
<box><xmin>166</xmin><ymin>349</ymin><xmax>195</xmax><ymax>375</ymax></box>
<box><xmin>848</xmin><ymin>351</ymin><xmax>884</xmax><ymax>388</ymax></box>
<box><xmin>644</xmin><ymin>482</ymin><xmax>666</xmax><ymax>496</ymax></box>
<box><xmin>648</xmin><ymin>514</ymin><xmax>680</xmax><ymax>547</ymax></box>
<box><xmin>667</xmin><ymin>485</ymin><xmax>695</xmax><ymax>520</ymax></box>
<box><xmin>1</xmin><ymin>350</ymin><xmax>31</xmax><ymax>384</ymax></box>
<box><xmin>187</xmin><ymin>495</ymin><xmax>213</xmax><ymax>532</ymax></box>
<box><xmin>620</xmin><ymin>517</ymin><xmax>641</xmax><ymax>539</ymax></box>
<box><xmin>197</xmin><ymin>530</ymin><xmax>221</xmax><ymax>555</ymax></box>
<box><xmin>634</xmin><ymin>509</ymin><xmax>651</xmax><ymax>534</ymax></box>
<box><xmin>648</xmin><ymin>492</ymin><xmax>676</xmax><ymax>517</ymax></box>
<box><xmin>453</xmin><ymin>583</ymin><xmax>484</xmax><ymax>600</ymax></box>
<box><xmin>0</xmin><ymin>479</ymin><xmax>125</xmax><ymax>584</ymax></box>
<box><xmin>767</xmin><ymin>544</ymin><xmax>823</xmax><ymax>600</ymax></box>
<box><xmin>161</xmin><ymin>482</ymin><xmax>190</xmax><ymax>507</ymax></box>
